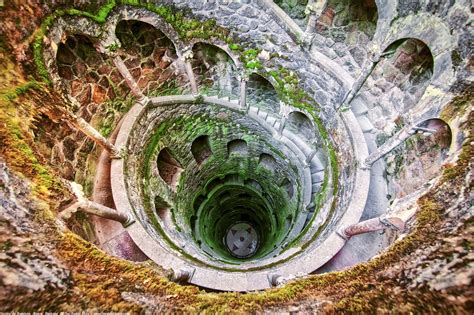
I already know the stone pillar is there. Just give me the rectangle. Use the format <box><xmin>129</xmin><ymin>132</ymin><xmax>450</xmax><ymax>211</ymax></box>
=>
<box><xmin>337</xmin><ymin>215</ymin><xmax>405</xmax><ymax>240</ymax></box>
<box><xmin>181</xmin><ymin>50</ymin><xmax>198</xmax><ymax>94</ymax></box>
<box><xmin>60</xmin><ymin>182</ymin><xmax>133</xmax><ymax>226</ymax></box>
<box><xmin>97</xmin><ymin>42</ymin><xmax>148</xmax><ymax>104</ymax></box>
<box><xmin>69</xmin><ymin>114</ymin><xmax>120</xmax><ymax>158</ymax></box>
<box><xmin>239</xmin><ymin>73</ymin><xmax>248</xmax><ymax>109</ymax></box>
<box><xmin>171</xmin><ymin>267</ymin><xmax>195</xmax><ymax>283</ymax></box>
<box><xmin>338</xmin><ymin>44</ymin><xmax>383</xmax><ymax>110</ymax></box>
<box><xmin>112</xmin><ymin>56</ymin><xmax>146</xmax><ymax>99</ymax></box>
<box><xmin>303</xmin><ymin>0</ymin><xmax>327</xmax><ymax>45</ymax></box>
<box><xmin>278</xmin><ymin>102</ymin><xmax>292</xmax><ymax>134</ymax></box>
<box><xmin>364</xmin><ymin>125</ymin><xmax>415</xmax><ymax>167</ymax></box>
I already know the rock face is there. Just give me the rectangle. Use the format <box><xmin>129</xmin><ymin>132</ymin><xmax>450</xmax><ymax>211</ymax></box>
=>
<box><xmin>0</xmin><ymin>160</ymin><xmax>72</xmax><ymax>308</ymax></box>
<box><xmin>0</xmin><ymin>0</ymin><xmax>472</xmax><ymax>312</ymax></box>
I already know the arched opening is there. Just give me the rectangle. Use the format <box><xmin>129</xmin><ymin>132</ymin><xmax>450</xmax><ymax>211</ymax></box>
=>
<box><xmin>206</xmin><ymin>177</ymin><xmax>225</xmax><ymax>193</ymax></box>
<box><xmin>258</xmin><ymin>153</ymin><xmax>277</xmax><ymax>171</ymax></box>
<box><xmin>227</xmin><ymin>139</ymin><xmax>248</xmax><ymax>156</ymax></box>
<box><xmin>316</xmin><ymin>0</ymin><xmax>378</xmax><ymax>66</ymax></box>
<box><xmin>247</xmin><ymin>73</ymin><xmax>280</xmax><ymax>113</ymax></box>
<box><xmin>385</xmin><ymin>118</ymin><xmax>451</xmax><ymax>200</ymax></box>
<box><xmin>154</xmin><ymin>195</ymin><xmax>171</xmax><ymax>223</ymax></box>
<box><xmin>191</xmin><ymin>135</ymin><xmax>212</xmax><ymax>165</ymax></box>
<box><xmin>285</xmin><ymin>111</ymin><xmax>316</xmax><ymax>141</ymax></box>
<box><xmin>191</xmin><ymin>43</ymin><xmax>239</xmax><ymax>98</ymax></box>
<box><xmin>355</xmin><ymin>38</ymin><xmax>434</xmax><ymax>134</ymax></box>
<box><xmin>116</xmin><ymin>20</ymin><xmax>188</xmax><ymax>95</ymax></box>
<box><xmin>157</xmin><ymin>148</ymin><xmax>183</xmax><ymax>190</ymax></box>
<box><xmin>56</xmin><ymin>34</ymin><xmax>128</xmax><ymax>107</ymax></box>
<box><xmin>281</xmin><ymin>178</ymin><xmax>294</xmax><ymax>199</ymax></box>
<box><xmin>274</xmin><ymin>0</ymin><xmax>309</xmax><ymax>27</ymax></box>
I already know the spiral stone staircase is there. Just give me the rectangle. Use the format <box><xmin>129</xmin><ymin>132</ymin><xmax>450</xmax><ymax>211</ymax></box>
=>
<box><xmin>6</xmin><ymin>0</ymin><xmax>466</xmax><ymax>296</ymax></box>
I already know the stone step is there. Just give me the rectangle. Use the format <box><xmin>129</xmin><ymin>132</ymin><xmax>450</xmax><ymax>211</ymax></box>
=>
<box><xmin>274</xmin><ymin>121</ymin><xmax>281</xmax><ymax>130</ymax></box>
<box><xmin>357</xmin><ymin>115</ymin><xmax>375</xmax><ymax>133</ymax></box>
<box><xmin>248</xmin><ymin>106</ymin><xmax>259</xmax><ymax>115</ymax></box>
<box><xmin>312</xmin><ymin>183</ymin><xmax>322</xmax><ymax>193</ymax></box>
<box><xmin>351</xmin><ymin>97</ymin><xmax>369</xmax><ymax>116</ymax></box>
<box><xmin>309</xmin><ymin>155</ymin><xmax>325</xmax><ymax>173</ymax></box>
<box><xmin>311</xmin><ymin>171</ymin><xmax>324</xmax><ymax>183</ymax></box>
<box><xmin>266</xmin><ymin>115</ymin><xmax>277</xmax><ymax>126</ymax></box>
<box><xmin>258</xmin><ymin>110</ymin><xmax>268</xmax><ymax>120</ymax></box>
<box><xmin>229</xmin><ymin>98</ymin><xmax>240</xmax><ymax>105</ymax></box>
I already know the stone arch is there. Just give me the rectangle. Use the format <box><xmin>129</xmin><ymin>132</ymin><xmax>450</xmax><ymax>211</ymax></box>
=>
<box><xmin>417</xmin><ymin>118</ymin><xmax>452</xmax><ymax>149</ymax></box>
<box><xmin>154</xmin><ymin>195</ymin><xmax>171</xmax><ymax>223</ymax></box>
<box><xmin>385</xmin><ymin>118</ymin><xmax>451</xmax><ymax>201</ymax></box>
<box><xmin>285</xmin><ymin>111</ymin><xmax>316</xmax><ymax>140</ymax></box>
<box><xmin>316</xmin><ymin>0</ymin><xmax>378</xmax><ymax>66</ymax></box>
<box><xmin>227</xmin><ymin>139</ymin><xmax>248</xmax><ymax>156</ymax></box>
<box><xmin>247</xmin><ymin>73</ymin><xmax>280</xmax><ymax>113</ymax></box>
<box><xmin>206</xmin><ymin>177</ymin><xmax>225</xmax><ymax>193</ymax></box>
<box><xmin>382</xmin><ymin>38</ymin><xmax>433</xmax><ymax>109</ymax></box>
<box><xmin>157</xmin><ymin>147</ymin><xmax>183</xmax><ymax>190</ymax></box>
<box><xmin>357</xmin><ymin>38</ymin><xmax>434</xmax><ymax>133</ymax></box>
<box><xmin>281</xmin><ymin>178</ymin><xmax>294</xmax><ymax>199</ymax></box>
<box><xmin>115</xmin><ymin>19</ymin><xmax>188</xmax><ymax>95</ymax></box>
<box><xmin>258</xmin><ymin>153</ymin><xmax>277</xmax><ymax>171</ymax></box>
<box><xmin>191</xmin><ymin>42</ymin><xmax>240</xmax><ymax>98</ymax></box>
<box><xmin>56</xmin><ymin>33</ymin><xmax>128</xmax><ymax>108</ymax></box>
<box><xmin>191</xmin><ymin>135</ymin><xmax>212</xmax><ymax>166</ymax></box>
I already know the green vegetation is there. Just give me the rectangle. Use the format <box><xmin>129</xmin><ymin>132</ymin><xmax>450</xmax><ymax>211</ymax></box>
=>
<box><xmin>241</xmin><ymin>49</ymin><xmax>263</xmax><ymax>70</ymax></box>
<box><xmin>97</xmin><ymin>95</ymin><xmax>135</xmax><ymax>137</ymax></box>
<box><xmin>1</xmin><ymin>81</ymin><xmax>42</xmax><ymax>102</ymax></box>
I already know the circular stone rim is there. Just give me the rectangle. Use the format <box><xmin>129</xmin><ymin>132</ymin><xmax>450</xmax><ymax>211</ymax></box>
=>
<box><xmin>110</xmin><ymin>95</ymin><xmax>370</xmax><ymax>292</ymax></box>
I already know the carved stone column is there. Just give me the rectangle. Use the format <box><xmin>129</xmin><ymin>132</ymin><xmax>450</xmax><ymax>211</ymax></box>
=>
<box><xmin>278</xmin><ymin>101</ymin><xmax>292</xmax><ymax>135</ymax></box>
<box><xmin>60</xmin><ymin>182</ymin><xmax>133</xmax><ymax>226</ymax></box>
<box><xmin>239</xmin><ymin>72</ymin><xmax>249</xmax><ymax>109</ymax></box>
<box><xmin>337</xmin><ymin>215</ymin><xmax>405</xmax><ymax>240</ymax></box>
<box><xmin>302</xmin><ymin>0</ymin><xmax>327</xmax><ymax>46</ymax></box>
<box><xmin>181</xmin><ymin>49</ymin><xmax>198</xmax><ymax>94</ymax></box>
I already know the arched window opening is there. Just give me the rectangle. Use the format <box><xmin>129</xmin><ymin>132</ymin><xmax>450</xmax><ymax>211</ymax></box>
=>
<box><xmin>157</xmin><ymin>148</ymin><xmax>183</xmax><ymax>190</ymax></box>
<box><xmin>191</xmin><ymin>43</ymin><xmax>239</xmax><ymax>98</ymax></box>
<box><xmin>193</xmin><ymin>195</ymin><xmax>206</xmax><ymax>212</ymax></box>
<box><xmin>316</xmin><ymin>0</ymin><xmax>378</xmax><ymax>66</ymax></box>
<box><xmin>281</xmin><ymin>178</ymin><xmax>294</xmax><ymax>199</ymax></box>
<box><xmin>56</xmin><ymin>34</ymin><xmax>126</xmax><ymax>107</ymax></box>
<box><xmin>259</xmin><ymin>153</ymin><xmax>277</xmax><ymax>171</ymax></box>
<box><xmin>154</xmin><ymin>195</ymin><xmax>171</xmax><ymax>222</ymax></box>
<box><xmin>356</xmin><ymin>38</ymin><xmax>434</xmax><ymax>133</ymax></box>
<box><xmin>247</xmin><ymin>73</ymin><xmax>280</xmax><ymax>113</ymax></box>
<box><xmin>116</xmin><ymin>20</ymin><xmax>188</xmax><ymax>95</ymax></box>
<box><xmin>206</xmin><ymin>177</ymin><xmax>225</xmax><ymax>193</ymax></box>
<box><xmin>385</xmin><ymin>118</ymin><xmax>451</xmax><ymax>201</ymax></box>
<box><xmin>192</xmin><ymin>135</ymin><xmax>212</xmax><ymax>165</ymax></box>
<box><xmin>286</xmin><ymin>111</ymin><xmax>316</xmax><ymax>141</ymax></box>
<box><xmin>227</xmin><ymin>139</ymin><xmax>248</xmax><ymax>156</ymax></box>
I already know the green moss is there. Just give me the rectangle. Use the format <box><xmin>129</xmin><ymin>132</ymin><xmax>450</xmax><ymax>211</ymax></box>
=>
<box><xmin>97</xmin><ymin>95</ymin><xmax>135</xmax><ymax>137</ymax></box>
<box><xmin>1</xmin><ymin>81</ymin><xmax>42</xmax><ymax>102</ymax></box>
<box><xmin>268</xmin><ymin>67</ymin><xmax>320</xmax><ymax>113</ymax></box>
<box><xmin>0</xmin><ymin>86</ymin><xmax>62</xmax><ymax>200</ymax></box>
<box><xmin>451</xmin><ymin>50</ymin><xmax>462</xmax><ymax>68</ymax></box>
<box><xmin>241</xmin><ymin>48</ymin><xmax>263</xmax><ymax>70</ymax></box>
<box><xmin>229</xmin><ymin>43</ymin><xmax>242</xmax><ymax>51</ymax></box>
<box><xmin>440</xmin><ymin>90</ymin><xmax>472</xmax><ymax>122</ymax></box>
